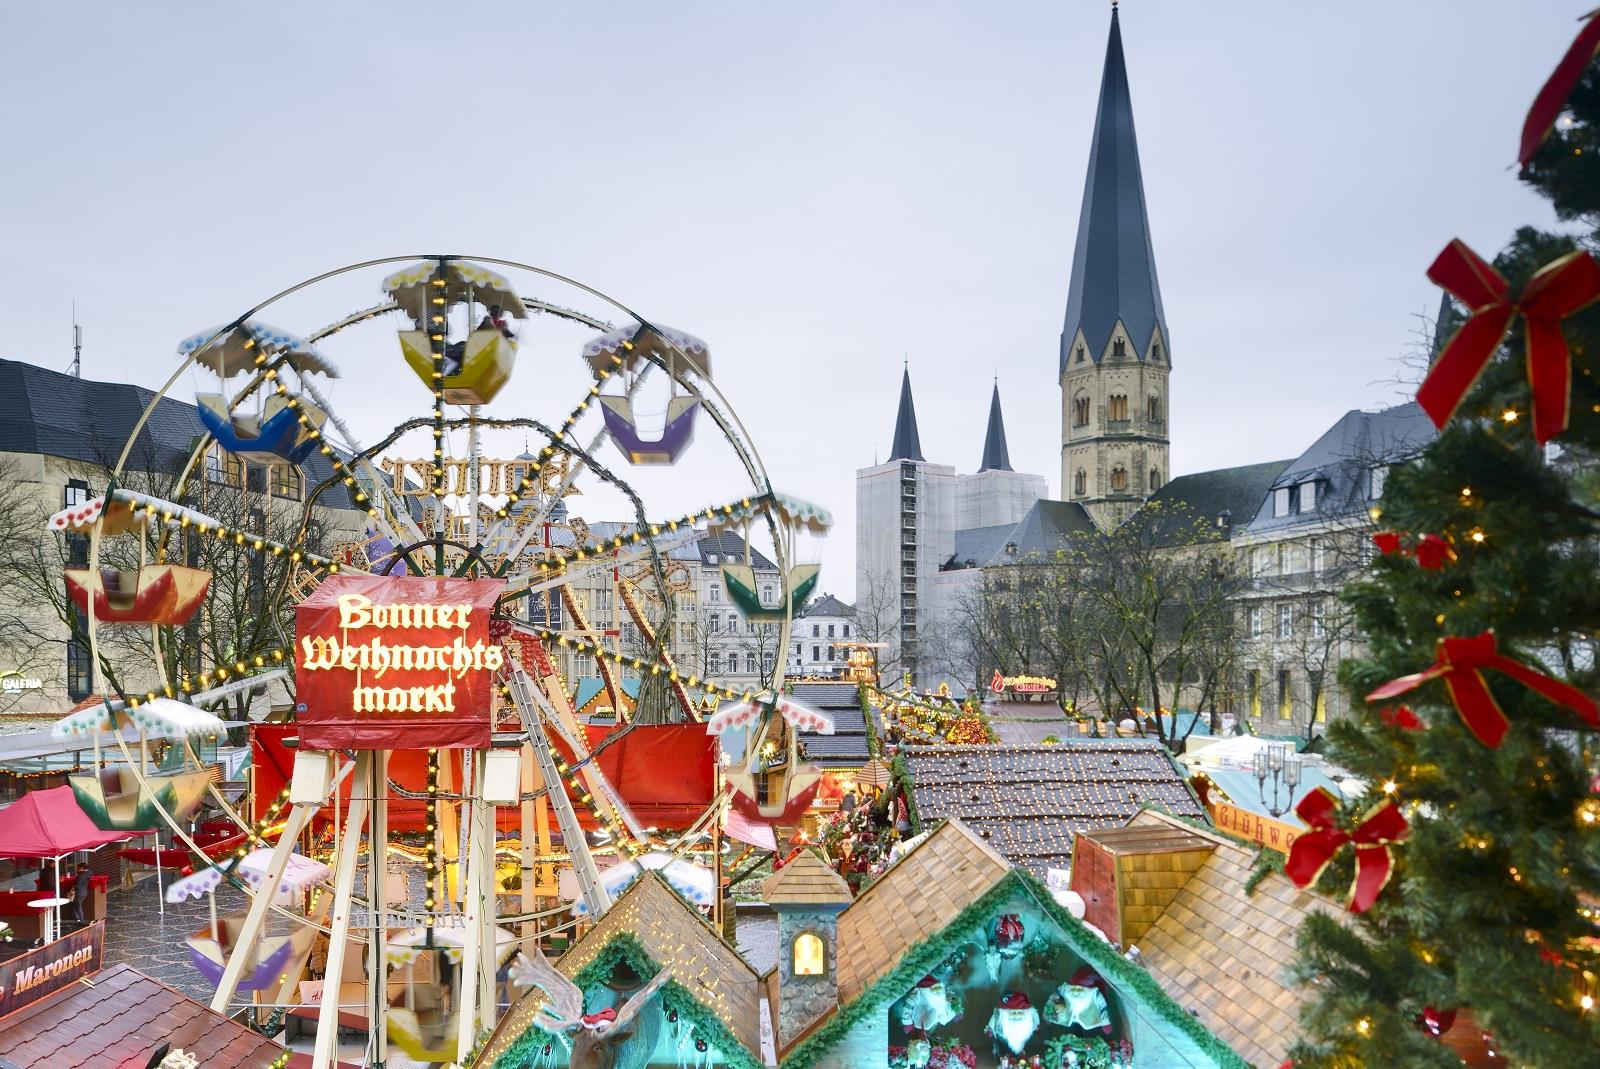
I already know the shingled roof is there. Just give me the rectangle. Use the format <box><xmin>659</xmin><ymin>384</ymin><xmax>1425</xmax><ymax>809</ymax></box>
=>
<box><xmin>1121</xmin><ymin>809</ymin><xmax>1337</xmax><ymax>1069</ymax></box>
<box><xmin>0</xmin><ymin>963</ymin><xmax>283</xmax><ymax>1068</ymax></box>
<box><xmin>480</xmin><ymin>872</ymin><xmax>763</xmax><ymax>1069</ymax></box>
<box><xmin>763</xmin><ymin>848</ymin><xmax>852</xmax><ymax>906</ymax></box>
<box><xmin>793</xmin><ymin>681</ymin><xmax>871</xmax><ymax>766</ymax></box>
<box><xmin>901</xmin><ymin>740</ymin><xmax>1204</xmax><ymax>876</ymax></box>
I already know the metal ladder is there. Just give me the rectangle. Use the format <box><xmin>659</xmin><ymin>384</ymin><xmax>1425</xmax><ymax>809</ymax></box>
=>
<box><xmin>505</xmin><ymin>656</ymin><xmax>612</xmax><ymax>918</ymax></box>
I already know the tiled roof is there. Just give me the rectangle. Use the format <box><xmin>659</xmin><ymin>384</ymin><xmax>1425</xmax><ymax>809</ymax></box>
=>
<box><xmin>0</xmin><ymin>963</ymin><xmax>283</xmax><ymax>1068</ymax></box>
<box><xmin>1244</xmin><ymin>403</ymin><xmax>1436</xmax><ymax>534</ymax></box>
<box><xmin>558</xmin><ymin>871</ymin><xmax>762</xmax><ymax>1056</ymax></box>
<box><xmin>1125</xmin><ymin>809</ymin><xmax>1337</xmax><ymax>1069</ymax></box>
<box><xmin>985</xmin><ymin>499</ymin><xmax>1098</xmax><ymax>565</ymax></box>
<box><xmin>835</xmin><ymin>819</ymin><xmax>1012</xmax><ymax>1005</ymax></box>
<box><xmin>796</xmin><ymin>593</ymin><xmax>853</xmax><ymax>618</ymax></box>
<box><xmin>793</xmin><ymin>682</ymin><xmax>871</xmax><ymax>766</ymax></box>
<box><xmin>763</xmin><ymin>848</ymin><xmax>852</xmax><ymax>905</ymax></box>
<box><xmin>902</xmin><ymin>740</ymin><xmax>1204</xmax><ymax>877</ymax></box>
<box><xmin>1145</xmin><ymin>460</ymin><xmax>1291</xmax><ymax>543</ymax></box>
<box><xmin>0</xmin><ymin>357</ymin><xmax>359</xmax><ymax>509</ymax></box>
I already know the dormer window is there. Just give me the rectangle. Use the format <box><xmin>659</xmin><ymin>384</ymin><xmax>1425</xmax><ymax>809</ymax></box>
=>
<box><xmin>1299</xmin><ymin>480</ymin><xmax>1318</xmax><ymax>512</ymax></box>
<box><xmin>1152</xmin><ymin>341</ymin><xmax>1162</xmax><ymax>363</ymax></box>
<box><xmin>1112</xmin><ymin>337</ymin><xmax>1126</xmax><ymax>358</ymax></box>
<box><xmin>1272</xmin><ymin>487</ymin><xmax>1292</xmax><ymax>517</ymax></box>
<box><xmin>1369</xmin><ymin>466</ymin><xmax>1388</xmax><ymax>499</ymax></box>
<box><xmin>793</xmin><ymin>931</ymin><xmax>826</xmax><ymax>976</ymax></box>
<box><xmin>1076</xmin><ymin>344</ymin><xmax>1086</xmax><ymax>364</ymax></box>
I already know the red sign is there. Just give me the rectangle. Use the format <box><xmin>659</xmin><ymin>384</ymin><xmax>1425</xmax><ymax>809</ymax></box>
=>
<box><xmin>295</xmin><ymin>575</ymin><xmax>505</xmax><ymax>750</ymax></box>
<box><xmin>0</xmin><ymin>921</ymin><xmax>103</xmax><ymax>1018</ymax></box>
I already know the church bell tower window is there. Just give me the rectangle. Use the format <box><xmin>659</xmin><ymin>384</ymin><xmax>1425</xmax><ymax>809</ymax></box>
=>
<box><xmin>1112</xmin><ymin>337</ymin><xmax>1126</xmax><ymax>358</ymax></box>
<box><xmin>1110</xmin><ymin>465</ymin><xmax>1129</xmax><ymax>492</ymax></box>
<box><xmin>1074</xmin><ymin>469</ymin><xmax>1087</xmax><ymax>496</ymax></box>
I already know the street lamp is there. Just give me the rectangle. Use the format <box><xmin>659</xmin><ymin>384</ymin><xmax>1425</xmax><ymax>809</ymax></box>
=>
<box><xmin>1253</xmin><ymin>742</ymin><xmax>1303</xmax><ymax>818</ymax></box>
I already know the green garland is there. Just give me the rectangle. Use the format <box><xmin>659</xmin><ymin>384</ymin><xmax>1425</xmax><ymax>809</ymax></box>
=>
<box><xmin>1242</xmin><ymin>848</ymin><xmax>1287</xmax><ymax>897</ymax></box>
<box><xmin>889</xmin><ymin>753</ymin><xmax>922</xmax><ymax>834</ymax></box>
<box><xmin>489</xmin><ymin>931</ymin><xmax>764</xmax><ymax>1069</ymax></box>
<box><xmin>779</xmin><ymin>861</ymin><xmax>1249</xmax><ymax>1069</ymax></box>
<box><xmin>859</xmin><ymin>682</ymin><xmax>881</xmax><ymax>759</ymax></box>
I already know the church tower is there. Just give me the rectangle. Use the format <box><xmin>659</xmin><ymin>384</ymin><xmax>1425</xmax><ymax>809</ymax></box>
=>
<box><xmin>1060</xmin><ymin>5</ymin><xmax>1171</xmax><ymax>529</ymax></box>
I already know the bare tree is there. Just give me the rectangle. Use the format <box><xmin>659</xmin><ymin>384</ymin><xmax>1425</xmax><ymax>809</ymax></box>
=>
<box><xmin>849</xmin><ymin>568</ymin><xmax>901</xmax><ymax>681</ymax></box>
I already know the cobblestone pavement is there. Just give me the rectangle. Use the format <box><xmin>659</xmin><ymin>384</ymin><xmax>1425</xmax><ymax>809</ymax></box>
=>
<box><xmin>100</xmin><ymin>875</ymin><xmax>251</xmax><ymax>1003</ymax></box>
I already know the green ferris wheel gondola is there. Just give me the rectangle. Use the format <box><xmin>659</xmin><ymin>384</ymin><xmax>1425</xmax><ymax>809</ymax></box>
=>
<box><xmin>721</xmin><ymin>561</ymin><xmax>819</xmax><ymax>621</ymax></box>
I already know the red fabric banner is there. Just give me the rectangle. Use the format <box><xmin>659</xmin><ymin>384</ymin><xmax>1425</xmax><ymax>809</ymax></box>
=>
<box><xmin>295</xmin><ymin>574</ymin><xmax>505</xmax><ymax>750</ymax></box>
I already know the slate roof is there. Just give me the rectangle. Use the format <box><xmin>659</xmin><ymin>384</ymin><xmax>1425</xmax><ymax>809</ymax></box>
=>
<box><xmin>984</xmin><ymin>499</ymin><xmax>1098</xmax><ymax>565</ymax></box>
<box><xmin>1244</xmin><ymin>403</ymin><xmax>1436</xmax><ymax>534</ymax></box>
<box><xmin>0</xmin><ymin>962</ymin><xmax>283</xmax><ymax>1068</ymax></box>
<box><xmin>888</xmin><ymin>365</ymin><xmax>924</xmax><ymax>462</ymax></box>
<box><xmin>1123</xmin><ymin>809</ymin><xmax>1336</xmax><ymax>1069</ymax></box>
<box><xmin>0</xmin><ymin>357</ymin><xmax>359</xmax><ymax>509</ymax></box>
<box><xmin>942</xmin><ymin>522</ymin><xmax>1016</xmax><ymax>571</ymax></box>
<box><xmin>978</xmin><ymin>382</ymin><xmax>1012</xmax><ymax>472</ymax></box>
<box><xmin>901</xmin><ymin>740</ymin><xmax>1204</xmax><ymax>877</ymax></box>
<box><xmin>793</xmin><ymin>681</ymin><xmax>871</xmax><ymax>765</ymax></box>
<box><xmin>1059</xmin><ymin>8</ymin><xmax>1169</xmax><ymax>372</ymax></box>
<box><xmin>796</xmin><ymin>593</ymin><xmax>853</xmax><ymax>619</ymax></box>
<box><xmin>1145</xmin><ymin>459</ymin><xmax>1291</xmax><ymax>544</ymax></box>
<box><xmin>696</xmin><ymin>529</ymin><xmax>777</xmax><ymax>571</ymax></box>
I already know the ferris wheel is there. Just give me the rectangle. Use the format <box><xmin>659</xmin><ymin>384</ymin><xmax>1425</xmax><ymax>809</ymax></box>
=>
<box><xmin>52</xmin><ymin>255</ymin><xmax>834</xmax><ymax>1068</ymax></box>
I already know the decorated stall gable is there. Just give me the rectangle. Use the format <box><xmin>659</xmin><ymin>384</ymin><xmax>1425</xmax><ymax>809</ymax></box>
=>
<box><xmin>295</xmin><ymin>575</ymin><xmax>505</xmax><ymax>749</ymax></box>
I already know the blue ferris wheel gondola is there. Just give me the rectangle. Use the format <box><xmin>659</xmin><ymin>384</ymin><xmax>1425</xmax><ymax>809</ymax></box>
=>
<box><xmin>195</xmin><ymin>394</ymin><xmax>322</xmax><ymax>466</ymax></box>
<box><xmin>179</xmin><ymin>320</ymin><xmax>338</xmax><ymax>466</ymax></box>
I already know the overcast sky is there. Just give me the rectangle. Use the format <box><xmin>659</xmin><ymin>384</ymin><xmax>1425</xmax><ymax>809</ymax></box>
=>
<box><xmin>0</xmin><ymin>3</ymin><xmax>1580</xmax><ymax>600</ymax></box>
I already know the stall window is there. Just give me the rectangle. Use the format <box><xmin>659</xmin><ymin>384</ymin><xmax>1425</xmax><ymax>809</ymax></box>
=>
<box><xmin>793</xmin><ymin>931</ymin><xmax>826</xmax><ymax>977</ymax></box>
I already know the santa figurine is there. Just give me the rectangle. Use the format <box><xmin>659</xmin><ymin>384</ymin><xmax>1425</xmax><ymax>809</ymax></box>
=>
<box><xmin>899</xmin><ymin>975</ymin><xmax>957</xmax><ymax>1032</ymax></box>
<box><xmin>986</xmin><ymin>991</ymin><xmax>1040</xmax><ymax>1056</ymax></box>
<box><xmin>1043</xmin><ymin>965</ymin><xmax>1112</xmax><ymax>1033</ymax></box>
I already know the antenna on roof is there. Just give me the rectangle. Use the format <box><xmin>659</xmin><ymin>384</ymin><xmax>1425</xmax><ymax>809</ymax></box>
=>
<box><xmin>70</xmin><ymin>303</ymin><xmax>83</xmax><ymax>379</ymax></box>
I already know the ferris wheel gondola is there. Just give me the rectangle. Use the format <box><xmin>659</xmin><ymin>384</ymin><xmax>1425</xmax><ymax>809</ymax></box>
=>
<box><xmin>583</xmin><ymin>321</ymin><xmax>709</xmax><ymax>465</ymax></box>
<box><xmin>56</xmin><ymin>495</ymin><xmax>212</xmax><ymax>627</ymax></box>
<box><xmin>388</xmin><ymin>259</ymin><xmax>527</xmax><ymax>405</ymax></box>
<box><xmin>53</xmin><ymin>697</ymin><xmax>226</xmax><ymax>830</ymax></box>
<box><xmin>179</xmin><ymin>320</ymin><xmax>338</xmax><ymax>465</ymax></box>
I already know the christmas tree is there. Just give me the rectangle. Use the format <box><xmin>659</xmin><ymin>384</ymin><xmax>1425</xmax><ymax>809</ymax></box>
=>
<box><xmin>1287</xmin><ymin>19</ymin><xmax>1600</xmax><ymax>1069</ymax></box>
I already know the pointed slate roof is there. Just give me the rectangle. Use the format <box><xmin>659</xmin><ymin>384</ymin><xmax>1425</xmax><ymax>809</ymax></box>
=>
<box><xmin>1059</xmin><ymin>7</ymin><xmax>1169</xmax><ymax>372</ymax></box>
<box><xmin>888</xmin><ymin>365</ymin><xmax>924</xmax><ymax>462</ymax></box>
<box><xmin>978</xmin><ymin>382</ymin><xmax>1013</xmax><ymax>472</ymax></box>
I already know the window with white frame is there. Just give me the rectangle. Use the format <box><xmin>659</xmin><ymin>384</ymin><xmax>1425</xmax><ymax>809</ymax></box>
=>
<box><xmin>1369</xmin><ymin>466</ymin><xmax>1388</xmax><ymax>499</ymax></box>
<box><xmin>1248</xmin><ymin>606</ymin><xmax>1263</xmax><ymax>637</ymax></box>
<box><xmin>1311</xmin><ymin>600</ymin><xmax>1327</xmax><ymax>639</ymax></box>
<box><xmin>1276</xmin><ymin>543</ymin><xmax>1289</xmax><ymax>575</ymax></box>
<box><xmin>1272</xmin><ymin>487</ymin><xmax>1292</xmax><ymax>517</ymax></box>
<box><xmin>710</xmin><ymin>585</ymin><xmax>720</xmax><ymax>603</ymax></box>
<box><xmin>710</xmin><ymin>653</ymin><xmax>721</xmax><ymax>674</ymax></box>
<box><xmin>1277</xmin><ymin>603</ymin><xmax>1294</xmax><ymax>639</ymax></box>
<box><xmin>1300</xmin><ymin>480</ymin><xmax>1317</xmax><ymax>511</ymax></box>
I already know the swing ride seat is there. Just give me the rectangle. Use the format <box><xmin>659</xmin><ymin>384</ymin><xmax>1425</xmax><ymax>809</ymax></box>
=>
<box><xmin>726</xmin><ymin>763</ymin><xmax>823</xmax><ymax>824</ymax></box>
<box><xmin>65</xmin><ymin>563</ymin><xmax>212</xmax><ymax>626</ymax></box>
<box><xmin>186</xmin><ymin>914</ymin><xmax>315</xmax><ymax>992</ymax></box>
<box><xmin>195</xmin><ymin>391</ymin><xmax>325</xmax><ymax>465</ymax></box>
<box><xmin>599</xmin><ymin>394</ymin><xmax>699</xmax><ymax>465</ymax></box>
<box><xmin>68</xmin><ymin>765</ymin><xmax>213</xmax><ymax>831</ymax></box>
<box><xmin>720</xmin><ymin>562</ymin><xmax>820</xmax><ymax>621</ymax></box>
<box><xmin>385</xmin><ymin>1005</ymin><xmax>459</xmax><ymax>1065</ymax></box>
<box><xmin>399</xmin><ymin>327</ymin><xmax>516</xmax><ymax>405</ymax></box>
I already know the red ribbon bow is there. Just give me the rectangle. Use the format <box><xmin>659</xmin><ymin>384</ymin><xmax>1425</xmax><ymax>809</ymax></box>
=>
<box><xmin>1417</xmin><ymin>240</ymin><xmax>1600</xmax><ymax>444</ymax></box>
<box><xmin>1373</xmin><ymin>531</ymin><xmax>1456</xmax><ymax>570</ymax></box>
<box><xmin>1367</xmin><ymin>631</ymin><xmax>1600</xmax><ymax>748</ymax></box>
<box><xmin>1284</xmin><ymin>787</ymin><xmax>1408</xmax><ymax>914</ymax></box>
<box><xmin>1519</xmin><ymin>9</ymin><xmax>1600</xmax><ymax>169</ymax></box>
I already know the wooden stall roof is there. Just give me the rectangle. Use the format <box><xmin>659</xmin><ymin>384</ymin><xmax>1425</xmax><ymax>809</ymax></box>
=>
<box><xmin>1077</xmin><ymin>824</ymin><xmax>1217</xmax><ymax>855</ymax></box>
<box><xmin>835</xmin><ymin>818</ymin><xmax>1012</xmax><ymax>1006</ymax></box>
<box><xmin>1124</xmin><ymin>809</ymin><xmax>1332</xmax><ymax>1069</ymax></box>
<box><xmin>0</xmin><ymin>963</ymin><xmax>283</xmax><ymax>1069</ymax></box>
<box><xmin>563</xmin><ymin>871</ymin><xmax>763</xmax><ymax>1056</ymax></box>
<box><xmin>901</xmin><ymin>740</ymin><xmax>1205</xmax><ymax>876</ymax></box>
<box><xmin>764</xmin><ymin>848</ymin><xmax>853</xmax><ymax>905</ymax></box>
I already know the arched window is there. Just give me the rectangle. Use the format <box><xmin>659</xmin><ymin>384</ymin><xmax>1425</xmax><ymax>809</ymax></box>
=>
<box><xmin>1112</xmin><ymin>337</ymin><xmax>1126</xmax><ymax>358</ymax></box>
<box><xmin>1072</xmin><ymin>393</ymin><xmax>1090</xmax><ymax>427</ymax></box>
<box><xmin>1150</xmin><ymin>468</ymin><xmax>1162</xmax><ymax>491</ymax></box>
<box><xmin>1075</xmin><ymin>343</ymin><xmax>1086</xmax><ymax>364</ymax></box>
<box><xmin>1108</xmin><ymin>395</ymin><xmax>1129</xmax><ymax>422</ymax></box>
<box><xmin>1110</xmin><ymin>465</ymin><xmax>1129</xmax><ymax>492</ymax></box>
<box><xmin>793</xmin><ymin>931</ymin><xmax>826</xmax><ymax>976</ymax></box>
<box><xmin>1073</xmin><ymin>469</ymin><xmax>1087</xmax><ymax>496</ymax></box>
<box><xmin>1147</xmin><ymin>394</ymin><xmax>1161</xmax><ymax>423</ymax></box>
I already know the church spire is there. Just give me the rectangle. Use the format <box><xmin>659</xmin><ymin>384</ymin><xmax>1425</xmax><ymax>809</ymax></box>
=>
<box><xmin>1059</xmin><ymin>4</ymin><xmax>1169</xmax><ymax>374</ymax></box>
<box><xmin>889</xmin><ymin>364</ymin><xmax>924</xmax><ymax>462</ymax></box>
<box><xmin>978</xmin><ymin>381</ymin><xmax>1013</xmax><ymax>472</ymax></box>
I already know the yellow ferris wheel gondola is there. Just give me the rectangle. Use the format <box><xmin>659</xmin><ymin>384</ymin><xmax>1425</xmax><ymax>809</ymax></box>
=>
<box><xmin>387</xmin><ymin>258</ymin><xmax>528</xmax><ymax>405</ymax></box>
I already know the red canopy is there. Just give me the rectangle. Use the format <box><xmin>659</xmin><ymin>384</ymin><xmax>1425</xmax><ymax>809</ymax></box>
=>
<box><xmin>0</xmin><ymin>785</ymin><xmax>141</xmax><ymax>859</ymax></box>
